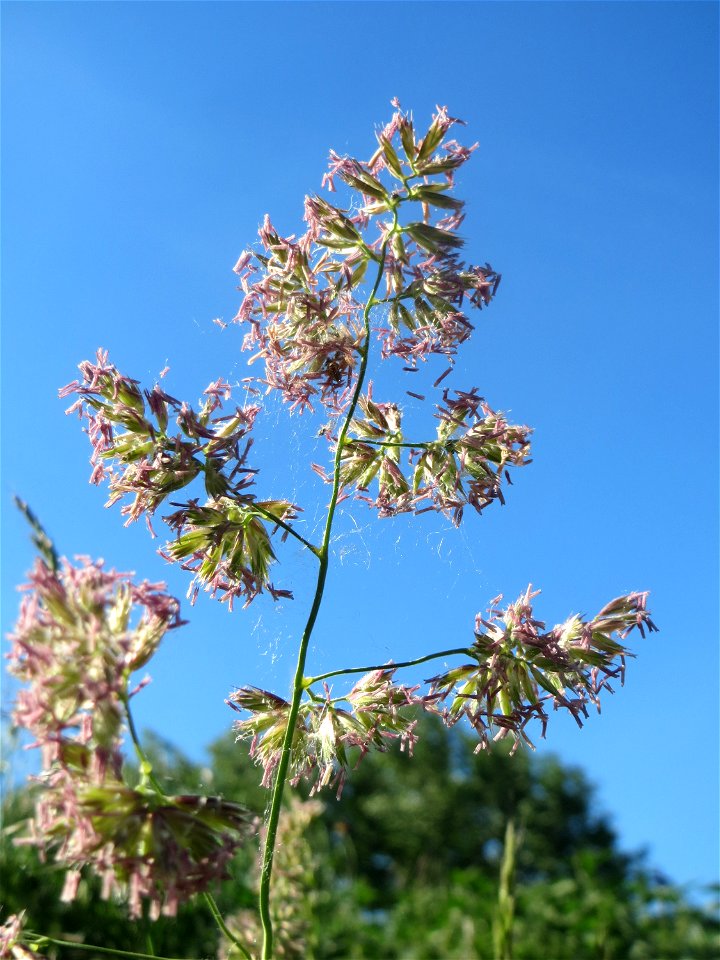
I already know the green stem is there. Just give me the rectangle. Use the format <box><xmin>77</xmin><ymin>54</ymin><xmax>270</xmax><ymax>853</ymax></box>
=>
<box><xmin>24</xmin><ymin>935</ymin><xmax>185</xmax><ymax>960</ymax></box>
<box><xmin>123</xmin><ymin>697</ymin><xmax>165</xmax><ymax>795</ymax></box>
<box><xmin>258</xmin><ymin>236</ymin><xmax>392</xmax><ymax>960</ymax></box>
<box><xmin>304</xmin><ymin>647</ymin><xmax>473</xmax><ymax>688</ymax></box>
<box><xmin>203</xmin><ymin>891</ymin><xmax>253</xmax><ymax>960</ymax></box>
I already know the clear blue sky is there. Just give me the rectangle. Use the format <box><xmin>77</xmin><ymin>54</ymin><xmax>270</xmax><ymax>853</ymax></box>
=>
<box><xmin>2</xmin><ymin>2</ymin><xmax>718</xmax><ymax>894</ymax></box>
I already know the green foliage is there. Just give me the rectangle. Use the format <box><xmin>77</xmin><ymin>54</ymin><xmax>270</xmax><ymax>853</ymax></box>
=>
<box><xmin>3</xmin><ymin>719</ymin><xmax>718</xmax><ymax>959</ymax></box>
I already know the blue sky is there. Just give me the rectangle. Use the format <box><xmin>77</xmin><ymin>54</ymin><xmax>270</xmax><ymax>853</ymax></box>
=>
<box><xmin>2</xmin><ymin>1</ymin><xmax>718</xmax><ymax>895</ymax></box>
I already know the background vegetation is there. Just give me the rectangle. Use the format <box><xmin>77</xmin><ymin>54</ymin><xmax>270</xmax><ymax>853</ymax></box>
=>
<box><xmin>3</xmin><ymin>716</ymin><xmax>717</xmax><ymax>959</ymax></box>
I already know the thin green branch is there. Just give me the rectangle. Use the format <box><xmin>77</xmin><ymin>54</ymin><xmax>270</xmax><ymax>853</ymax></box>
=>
<box><xmin>250</xmin><ymin>503</ymin><xmax>321</xmax><ymax>558</ymax></box>
<box><xmin>368</xmin><ymin>291</ymin><xmax>414</xmax><ymax>307</ymax></box>
<box><xmin>203</xmin><ymin>891</ymin><xmax>253</xmax><ymax>960</ymax></box>
<box><xmin>304</xmin><ymin>647</ymin><xmax>474</xmax><ymax>688</ymax></box>
<box><xmin>24</xmin><ymin>934</ymin><xmax>185</xmax><ymax>960</ymax></box>
<box><xmin>123</xmin><ymin>697</ymin><xmax>165</xmax><ymax>795</ymax></box>
<box><xmin>358</xmin><ymin>239</ymin><xmax>383</xmax><ymax>263</ymax></box>
<box><xmin>258</xmin><ymin>230</ymin><xmax>393</xmax><ymax>960</ymax></box>
<box><xmin>352</xmin><ymin>439</ymin><xmax>429</xmax><ymax>450</ymax></box>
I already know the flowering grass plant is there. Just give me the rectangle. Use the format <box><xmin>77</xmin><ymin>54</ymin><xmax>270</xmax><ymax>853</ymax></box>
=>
<box><xmin>5</xmin><ymin>102</ymin><xmax>656</xmax><ymax>960</ymax></box>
